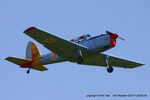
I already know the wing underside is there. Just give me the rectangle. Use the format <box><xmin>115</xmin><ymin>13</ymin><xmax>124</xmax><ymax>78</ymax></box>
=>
<box><xmin>78</xmin><ymin>53</ymin><xmax>144</xmax><ymax>68</ymax></box>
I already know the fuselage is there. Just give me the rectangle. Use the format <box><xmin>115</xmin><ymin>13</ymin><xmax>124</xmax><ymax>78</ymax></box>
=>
<box><xmin>40</xmin><ymin>34</ymin><xmax>117</xmax><ymax>65</ymax></box>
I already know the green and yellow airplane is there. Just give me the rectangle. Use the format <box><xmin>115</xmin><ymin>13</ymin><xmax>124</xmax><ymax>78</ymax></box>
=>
<box><xmin>5</xmin><ymin>27</ymin><xmax>144</xmax><ymax>74</ymax></box>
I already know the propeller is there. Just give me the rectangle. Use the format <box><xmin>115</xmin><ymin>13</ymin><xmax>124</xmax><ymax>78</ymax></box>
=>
<box><xmin>118</xmin><ymin>36</ymin><xmax>126</xmax><ymax>42</ymax></box>
<box><xmin>106</xmin><ymin>30</ymin><xmax>126</xmax><ymax>42</ymax></box>
<box><xmin>105</xmin><ymin>30</ymin><xmax>114</xmax><ymax>35</ymax></box>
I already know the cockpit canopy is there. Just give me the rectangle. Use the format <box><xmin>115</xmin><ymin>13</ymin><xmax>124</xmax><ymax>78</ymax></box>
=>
<box><xmin>71</xmin><ymin>34</ymin><xmax>91</xmax><ymax>42</ymax></box>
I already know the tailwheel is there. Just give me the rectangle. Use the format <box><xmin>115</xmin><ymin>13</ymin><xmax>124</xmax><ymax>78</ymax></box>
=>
<box><xmin>26</xmin><ymin>68</ymin><xmax>30</xmax><ymax>74</ymax></box>
<box><xmin>107</xmin><ymin>66</ymin><xmax>113</xmax><ymax>73</ymax></box>
<box><xmin>77</xmin><ymin>56</ymin><xmax>83</xmax><ymax>64</ymax></box>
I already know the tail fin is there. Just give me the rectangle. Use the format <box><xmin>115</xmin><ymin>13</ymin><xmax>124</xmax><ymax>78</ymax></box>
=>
<box><xmin>26</xmin><ymin>41</ymin><xmax>42</xmax><ymax>60</ymax></box>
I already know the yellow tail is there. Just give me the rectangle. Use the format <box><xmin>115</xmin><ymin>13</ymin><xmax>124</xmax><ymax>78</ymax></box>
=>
<box><xmin>5</xmin><ymin>41</ymin><xmax>48</xmax><ymax>73</ymax></box>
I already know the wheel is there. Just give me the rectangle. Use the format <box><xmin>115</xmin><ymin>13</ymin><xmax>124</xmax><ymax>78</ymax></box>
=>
<box><xmin>107</xmin><ymin>66</ymin><xmax>113</xmax><ymax>73</ymax></box>
<box><xmin>26</xmin><ymin>69</ymin><xmax>30</xmax><ymax>74</ymax></box>
<box><xmin>77</xmin><ymin>56</ymin><xmax>83</xmax><ymax>64</ymax></box>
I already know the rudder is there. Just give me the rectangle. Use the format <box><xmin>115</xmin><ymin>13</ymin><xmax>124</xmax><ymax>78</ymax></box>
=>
<box><xmin>26</xmin><ymin>41</ymin><xmax>42</xmax><ymax>60</ymax></box>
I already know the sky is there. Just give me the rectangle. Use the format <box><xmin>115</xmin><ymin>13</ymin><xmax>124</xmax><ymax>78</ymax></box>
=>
<box><xmin>1</xmin><ymin>0</ymin><xmax>150</xmax><ymax>100</ymax></box>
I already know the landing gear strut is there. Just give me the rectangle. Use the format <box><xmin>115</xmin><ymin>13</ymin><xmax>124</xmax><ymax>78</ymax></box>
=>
<box><xmin>105</xmin><ymin>56</ymin><xmax>113</xmax><ymax>73</ymax></box>
<box><xmin>26</xmin><ymin>68</ymin><xmax>30</xmax><ymax>74</ymax></box>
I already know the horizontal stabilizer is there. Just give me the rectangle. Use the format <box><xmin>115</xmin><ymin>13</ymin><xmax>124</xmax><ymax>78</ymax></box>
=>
<box><xmin>32</xmin><ymin>65</ymin><xmax>48</xmax><ymax>71</ymax></box>
<box><xmin>5</xmin><ymin>57</ymin><xmax>32</xmax><ymax>65</ymax></box>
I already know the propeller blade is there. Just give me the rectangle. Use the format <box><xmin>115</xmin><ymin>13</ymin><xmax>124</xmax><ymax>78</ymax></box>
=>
<box><xmin>105</xmin><ymin>30</ymin><xmax>114</xmax><ymax>35</ymax></box>
<box><xmin>118</xmin><ymin>36</ymin><xmax>126</xmax><ymax>42</ymax></box>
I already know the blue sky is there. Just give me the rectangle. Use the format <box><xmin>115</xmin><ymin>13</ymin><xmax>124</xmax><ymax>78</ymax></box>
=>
<box><xmin>1</xmin><ymin>0</ymin><xmax>150</xmax><ymax>100</ymax></box>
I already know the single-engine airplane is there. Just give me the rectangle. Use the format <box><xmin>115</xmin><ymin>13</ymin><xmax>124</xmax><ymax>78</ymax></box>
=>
<box><xmin>5</xmin><ymin>27</ymin><xmax>144</xmax><ymax>74</ymax></box>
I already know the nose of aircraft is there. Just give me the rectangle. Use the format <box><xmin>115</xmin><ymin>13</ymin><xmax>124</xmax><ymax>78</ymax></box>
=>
<box><xmin>106</xmin><ymin>30</ymin><xmax>126</xmax><ymax>42</ymax></box>
<box><xmin>112</xmin><ymin>33</ymin><xmax>118</xmax><ymax>39</ymax></box>
<box><xmin>109</xmin><ymin>33</ymin><xmax>118</xmax><ymax>47</ymax></box>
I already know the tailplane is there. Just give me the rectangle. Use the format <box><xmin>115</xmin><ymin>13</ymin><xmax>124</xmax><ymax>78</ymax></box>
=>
<box><xmin>5</xmin><ymin>57</ymin><xmax>31</xmax><ymax>66</ymax></box>
<box><xmin>5</xmin><ymin>41</ymin><xmax>48</xmax><ymax>74</ymax></box>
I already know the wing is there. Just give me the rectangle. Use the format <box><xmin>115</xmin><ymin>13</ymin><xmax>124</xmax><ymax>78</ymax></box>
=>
<box><xmin>24</xmin><ymin>27</ymin><xmax>91</xmax><ymax>60</ymax></box>
<box><xmin>80</xmin><ymin>53</ymin><xmax>144</xmax><ymax>68</ymax></box>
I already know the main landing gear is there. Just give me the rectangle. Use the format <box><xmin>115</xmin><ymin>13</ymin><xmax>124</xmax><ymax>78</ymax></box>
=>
<box><xmin>77</xmin><ymin>56</ymin><xmax>83</xmax><ymax>64</ymax></box>
<box><xmin>105</xmin><ymin>56</ymin><xmax>113</xmax><ymax>73</ymax></box>
<box><xmin>77</xmin><ymin>48</ymin><xmax>84</xmax><ymax>64</ymax></box>
<box><xmin>107</xmin><ymin>65</ymin><xmax>113</xmax><ymax>73</ymax></box>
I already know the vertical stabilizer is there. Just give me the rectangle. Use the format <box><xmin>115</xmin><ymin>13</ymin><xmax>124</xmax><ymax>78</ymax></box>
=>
<box><xmin>26</xmin><ymin>41</ymin><xmax>32</xmax><ymax>59</ymax></box>
<box><xmin>26</xmin><ymin>41</ymin><xmax>42</xmax><ymax>60</ymax></box>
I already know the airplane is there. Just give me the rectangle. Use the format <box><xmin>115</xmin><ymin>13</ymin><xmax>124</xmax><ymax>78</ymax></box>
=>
<box><xmin>5</xmin><ymin>27</ymin><xmax>144</xmax><ymax>74</ymax></box>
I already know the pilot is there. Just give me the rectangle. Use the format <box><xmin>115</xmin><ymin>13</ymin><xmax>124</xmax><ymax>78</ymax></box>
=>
<box><xmin>73</xmin><ymin>40</ymin><xmax>76</xmax><ymax>43</ymax></box>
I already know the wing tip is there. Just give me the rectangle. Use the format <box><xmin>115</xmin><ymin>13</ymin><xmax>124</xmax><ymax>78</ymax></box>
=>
<box><xmin>134</xmin><ymin>63</ymin><xmax>145</xmax><ymax>68</ymax></box>
<box><xmin>5</xmin><ymin>57</ymin><xmax>11</xmax><ymax>61</ymax></box>
<box><xmin>141</xmin><ymin>63</ymin><xmax>145</xmax><ymax>66</ymax></box>
<box><xmin>24</xmin><ymin>27</ymin><xmax>36</xmax><ymax>33</ymax></box>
